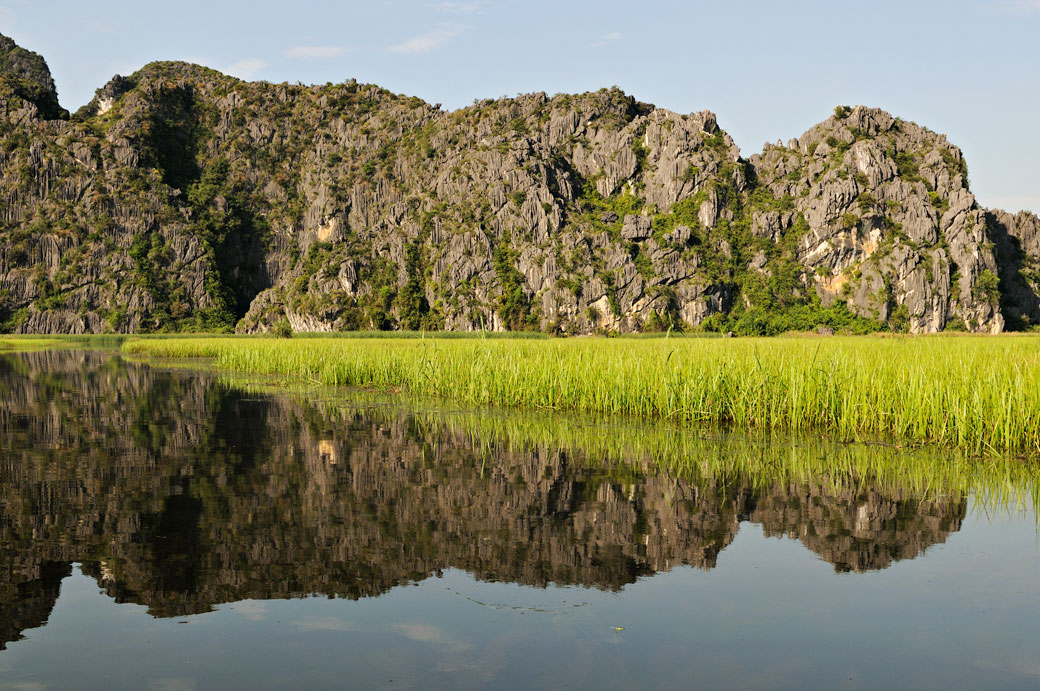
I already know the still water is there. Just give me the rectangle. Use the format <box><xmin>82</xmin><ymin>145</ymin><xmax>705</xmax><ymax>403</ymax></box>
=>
<box><xmin>0</xmin><ymin>350</ymin><xmax>1037</xmax><ymax>689</ymax></box>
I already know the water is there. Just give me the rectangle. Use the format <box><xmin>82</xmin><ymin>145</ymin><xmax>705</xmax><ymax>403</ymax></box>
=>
<box><xmin>0</xmin><ymin>350</ymin><xmax>1037</xmax><ymax>689</ymax></box>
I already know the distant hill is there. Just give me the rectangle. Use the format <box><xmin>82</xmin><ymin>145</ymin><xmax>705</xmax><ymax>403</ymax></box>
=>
<box><xmin>1</xmin><ymin>33</ymin><xmax>1037</xmax><ymax>334</ymax></box>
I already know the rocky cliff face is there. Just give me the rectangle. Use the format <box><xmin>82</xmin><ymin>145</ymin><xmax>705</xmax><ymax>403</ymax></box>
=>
<box><xmin>0</xmin><ymin>34</ymin><xmax>1036</xmax><ymax>334</ymax></box>
<box><xmin>750</xmin><ymin>107</ymin><xmax>1006</xmax><ymax>333</ymax></box>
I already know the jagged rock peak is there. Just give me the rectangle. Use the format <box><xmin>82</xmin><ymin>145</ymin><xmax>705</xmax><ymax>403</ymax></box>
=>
<box><xmin>0</xmin><ymin>33</ymin><xmax>66</xmax><ymax>119</ymax></box>
<box><xmin>744</xmin><ymin>103</ymin><xmax>1003</xmax><ymax>334</ymax></box>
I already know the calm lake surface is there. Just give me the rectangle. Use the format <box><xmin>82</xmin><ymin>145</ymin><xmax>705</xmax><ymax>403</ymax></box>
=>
<box><xmin>0</xmin><ymin>350</ymin><xmax>1037</xmax><ymax>690</ymax></box>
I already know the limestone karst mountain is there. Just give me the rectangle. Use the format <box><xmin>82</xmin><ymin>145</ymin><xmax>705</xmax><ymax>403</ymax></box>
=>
<box><xmin>0</xmin><ymin>33</ymin><xmax>1036</xmax><ymax>334</ymax></box>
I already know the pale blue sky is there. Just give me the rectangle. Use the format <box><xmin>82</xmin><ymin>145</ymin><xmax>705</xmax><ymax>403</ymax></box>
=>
<box><xmin>2</xmin><ymin>0</ymin><xmax>1037</xmax><ymax>212</ymax></box>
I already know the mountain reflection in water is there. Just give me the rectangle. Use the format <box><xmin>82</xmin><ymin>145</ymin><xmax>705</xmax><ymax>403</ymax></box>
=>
<box><xmin>0</xmin><ymin>350</ymin><xmax>996</xmax><ymax>651</ymax></box>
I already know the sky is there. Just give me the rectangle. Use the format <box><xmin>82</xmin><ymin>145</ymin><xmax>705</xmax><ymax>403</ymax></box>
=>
<box><xmin>1</xmin><ymin>0</ymin><xmax>1037</xmax><ymax>212</ymax></box>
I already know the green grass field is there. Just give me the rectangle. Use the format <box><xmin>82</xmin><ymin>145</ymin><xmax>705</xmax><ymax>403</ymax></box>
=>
<box><xmin>122</xmin><ymin>333</ymin><xmax>1040</xmax><ymax>457</ymax></box>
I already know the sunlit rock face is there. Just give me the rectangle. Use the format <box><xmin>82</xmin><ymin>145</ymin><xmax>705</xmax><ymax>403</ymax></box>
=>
<box><xmin>0</xmin><ymin>350</ymin><xmax>968</xmax><ymax>648</ymax></box>
<box><xmin>0</xmin><ymin>33</ymin><xmax>1035</xmax><ymax>336</ymax></box>
<box><xmin>749</xmin><ymin>107</ymin><xmax>1006</xmax><ymax>333</ymax></box>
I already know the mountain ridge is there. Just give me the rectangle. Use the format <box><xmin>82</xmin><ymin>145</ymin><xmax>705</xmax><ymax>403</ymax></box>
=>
<box><xmin>1</xmin><ymin>33</ymin><xmax>1037</xmax><ymax>334</ymax></box>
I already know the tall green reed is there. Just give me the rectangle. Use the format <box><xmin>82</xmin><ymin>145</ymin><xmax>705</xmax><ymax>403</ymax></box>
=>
<box><xmin>123</xmin><ymin>334</ymin><xmax>1040</xmax><ymax>457</ymax></box>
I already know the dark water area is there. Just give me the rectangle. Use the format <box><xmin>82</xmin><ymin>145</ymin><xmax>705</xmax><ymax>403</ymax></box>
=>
<box><xmin>0</xmin><ymin>350</ymin><xmax>1037</xmax><ymax>690</ymax></box>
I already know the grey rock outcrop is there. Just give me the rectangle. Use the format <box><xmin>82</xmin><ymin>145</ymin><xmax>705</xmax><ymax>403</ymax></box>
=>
<box><xmin>749</xmin><ymin>106</ymin><xmax>1004</xmax><ymax>333</ymax></box>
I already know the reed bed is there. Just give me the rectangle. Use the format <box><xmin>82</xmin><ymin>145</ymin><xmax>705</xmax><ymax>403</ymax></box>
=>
<box><xmin>123</xmin><ymin>334</ymin><xmax>1040</xmax><ymax>457</ymax></box>
<box><xmin>0</xmin><ymin>335</ymin><xmax>122</xmax><ymax>351</ymax></box>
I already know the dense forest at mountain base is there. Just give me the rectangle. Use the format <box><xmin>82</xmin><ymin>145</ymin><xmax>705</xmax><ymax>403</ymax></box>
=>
<box><xmin>1</xmin><ymin>33</ymin><xmax>1038</xmax><ymax>335</ymax></box>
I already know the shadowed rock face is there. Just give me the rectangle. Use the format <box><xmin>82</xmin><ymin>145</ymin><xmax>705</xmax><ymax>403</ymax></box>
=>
<box><xmin>0</xmin><ymin>351</ymin><xmax>966</xmax><ymax>646</ymax></box>
<box><xmin>989</xmin><ymin>209</ymin><xmax>1040</xmax><ymax>329</ymax></box>
<box><xmin>0</xmin><ymin>34</ymin><xmax>1035</xmax><ymax>335</ymax></box>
